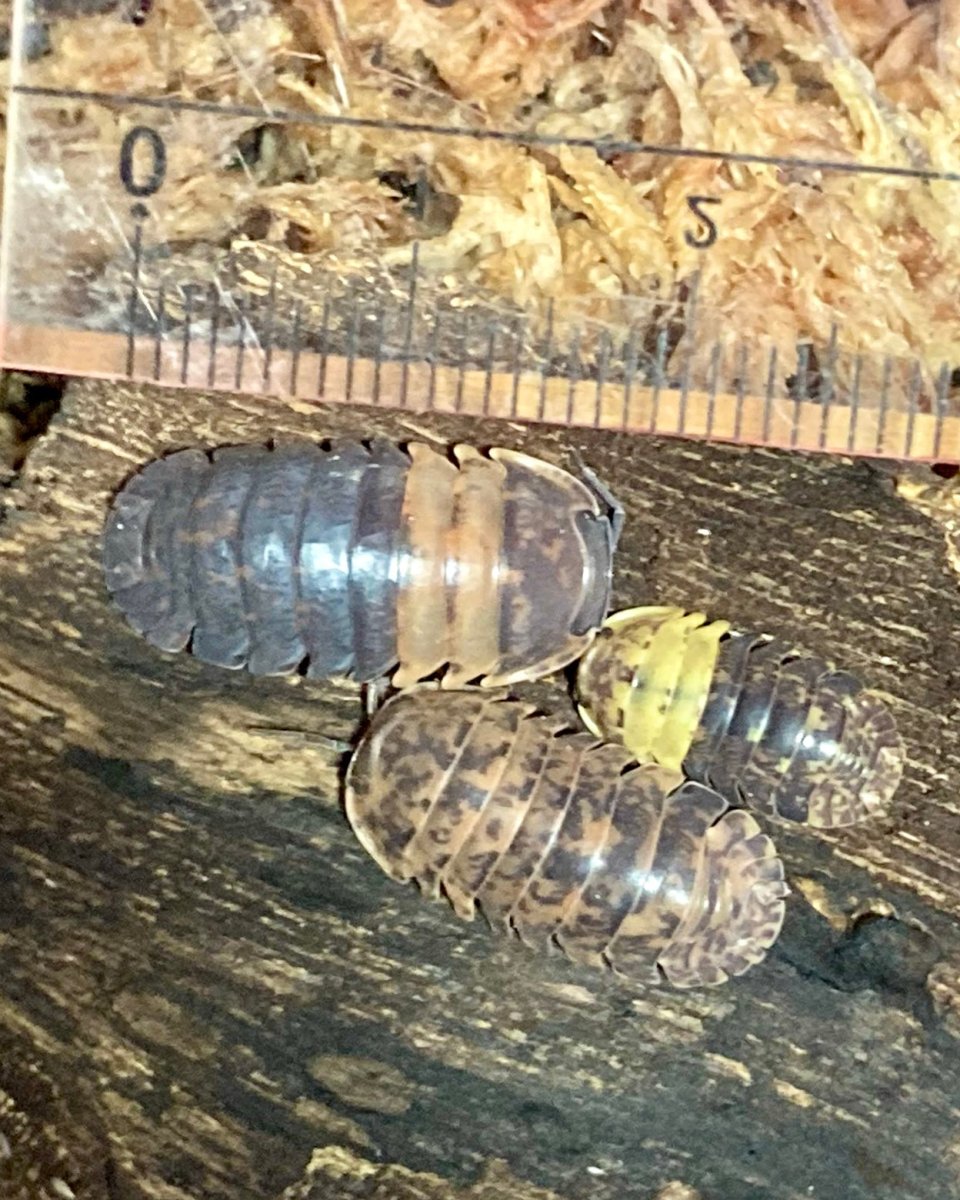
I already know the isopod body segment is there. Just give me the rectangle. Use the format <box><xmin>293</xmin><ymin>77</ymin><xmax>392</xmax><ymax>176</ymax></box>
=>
<box><xmin>344</xmin><ymin>689</ymin><xmax>788</xmax><ymax>988</ymax></box>
<box><xmin>575</xmin><ymin>607</ymin><xmax>904</xmax><ymax>828</ymax></box>
<box><xmin>102</xmin><ymin>439</ymin><xmax>620</xmax><ymax>687</ymax></box>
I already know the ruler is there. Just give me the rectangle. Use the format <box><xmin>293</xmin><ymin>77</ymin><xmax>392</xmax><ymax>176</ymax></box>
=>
<box><xmin>2</xmin><ymin>0</ymin><xmax>958</xmax><ymax>461</ymax></box>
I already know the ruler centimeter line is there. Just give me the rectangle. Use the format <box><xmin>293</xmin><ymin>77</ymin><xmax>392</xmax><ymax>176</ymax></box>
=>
<box><xmin>2</xmin><ymin>4</ymin><xmax>959</xmax><ymax>462</ymax></box>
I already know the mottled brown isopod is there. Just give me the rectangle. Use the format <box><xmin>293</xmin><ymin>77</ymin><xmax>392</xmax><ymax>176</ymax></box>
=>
<box><xmin>344</xmin><ymin>689</ymin><xmax>788</xmax><ymax>988</ymax></box>
<box><xmin>102</xmin><ymin>439</ymin><xmax>620</xmax><ymax>687</ymax></box>
<box><xmin>575</xmin><ymin>607</ymin><xmax>904</xmax><ymax>828</ymax></box>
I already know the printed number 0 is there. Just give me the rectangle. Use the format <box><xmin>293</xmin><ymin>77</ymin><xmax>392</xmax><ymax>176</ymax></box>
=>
<box><xmin>685</xmin><ymin>195</ymin><xmax>721</xmax><ymax>250</ymax></box>
<box><xmin>119</xmin><ymin>126</ymin><xmax>167</xmax><ymax>198</ymax></box>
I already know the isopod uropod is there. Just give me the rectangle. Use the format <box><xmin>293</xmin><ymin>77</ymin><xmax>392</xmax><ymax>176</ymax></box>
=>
<box><xmin>344</xmin><ymin>689</ymin><xmax>788</xmax><ymax>988</ymax></box>
<box><xmin>575</xmin><ymin>607</ymin><xmax>904</xmax><ymax>828</ymax></box>
<box><xmin>102</xmin><ymin>439</ymin><xmax>621</xmax><ymax>687</ymax></box>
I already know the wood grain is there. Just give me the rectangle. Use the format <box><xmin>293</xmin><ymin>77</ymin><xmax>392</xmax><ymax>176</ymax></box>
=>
<box><xmin>1</xmin><ymin>378</ymin><xmax>959</xmax><ymax>1200</ymax></box>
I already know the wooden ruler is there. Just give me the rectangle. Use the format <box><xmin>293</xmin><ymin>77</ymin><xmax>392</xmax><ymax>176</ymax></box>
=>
<box><xmin>2</xmin><ymin>1</ymin><xmax>958</xmax><ymax>461</ymax></box>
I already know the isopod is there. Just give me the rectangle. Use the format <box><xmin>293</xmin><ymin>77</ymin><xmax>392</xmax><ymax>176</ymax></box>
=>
<box><xmin>344</xmin><ymin>689</ymin><xmax>788</xmax><ymax>988</ymax></box>
<box><xmin>102</xmin><ymin>439</ymin><xmax>621</xmax><ymax>687</ymax></box>
<box><xmin>575</xmin><ymin>606</ymin><xmax>904</xmax><ymax>828</ymax></box>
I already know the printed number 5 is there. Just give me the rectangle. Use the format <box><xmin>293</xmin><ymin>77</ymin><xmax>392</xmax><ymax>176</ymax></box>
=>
<box><xmin>685</xmin><ymin>196</ymin><xmax>721</xmax><ymax>250</ymax></box>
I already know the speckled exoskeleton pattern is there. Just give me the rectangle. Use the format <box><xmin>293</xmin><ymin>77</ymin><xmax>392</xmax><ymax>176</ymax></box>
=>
<box><xmin>101</xmin><ymin>439</ymin><xmax>618</xmax><ymax>686</ymax></box>
<box><xmin>345</xmin><ymin>689</ymin><xmax>788</xmax><ymax>988</ymax></box>
<box><xmin>575</xmin><ymin>607</ymin><xmax>904</xmax><ymax>828</ymax></box>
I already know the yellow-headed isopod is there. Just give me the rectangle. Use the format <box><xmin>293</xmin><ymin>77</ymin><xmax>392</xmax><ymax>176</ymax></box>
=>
<box><xmin>575</xmin><ymin>607</ymin><xmax>904</xmax><ymax>828</ymax></box>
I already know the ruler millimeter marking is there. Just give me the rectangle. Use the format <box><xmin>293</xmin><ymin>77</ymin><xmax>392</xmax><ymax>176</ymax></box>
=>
<box><xmin>2</xmin><ymin>3</ymin><xmax>958</xmax><ymax>461</ymax></box>
<box><xmin>6</xmin><ymin>287</ymin><xmax>956</xmax><ymax>462</ymax></box>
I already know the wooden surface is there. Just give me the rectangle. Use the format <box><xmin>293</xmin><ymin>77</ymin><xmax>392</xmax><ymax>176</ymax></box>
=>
<box><xmin>1</xmin><ymin>379</ymin><xmax>960</xmax><ymax>1200</ymax></box>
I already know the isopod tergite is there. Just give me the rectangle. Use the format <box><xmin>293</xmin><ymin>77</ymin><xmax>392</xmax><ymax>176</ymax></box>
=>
<box><xmin>102</xmin><ymin>439</ymin><xmax>621</xmax><ymax>687</ymax></box>
<box><xmin>575</xmin><ymin>606</ymin><xmax>904</xmax><ymax>829</ymax></box>
<box><xmin>344</xmin><ymin>689</ymin><xmax>788</xmax><ymax>988</ymax></box>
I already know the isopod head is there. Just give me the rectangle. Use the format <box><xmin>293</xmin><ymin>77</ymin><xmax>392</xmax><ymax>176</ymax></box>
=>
<box><xmin>575</xmin><ymin>606</ymin><xmax>904</xmax><ymax>828</ymax></box>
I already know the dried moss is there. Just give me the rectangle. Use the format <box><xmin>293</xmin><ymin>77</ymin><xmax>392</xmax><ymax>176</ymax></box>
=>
<box><xmin>6</xmin><ymin>0</ymin><xmax>960</xmax><ymax>397</ymax></box>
